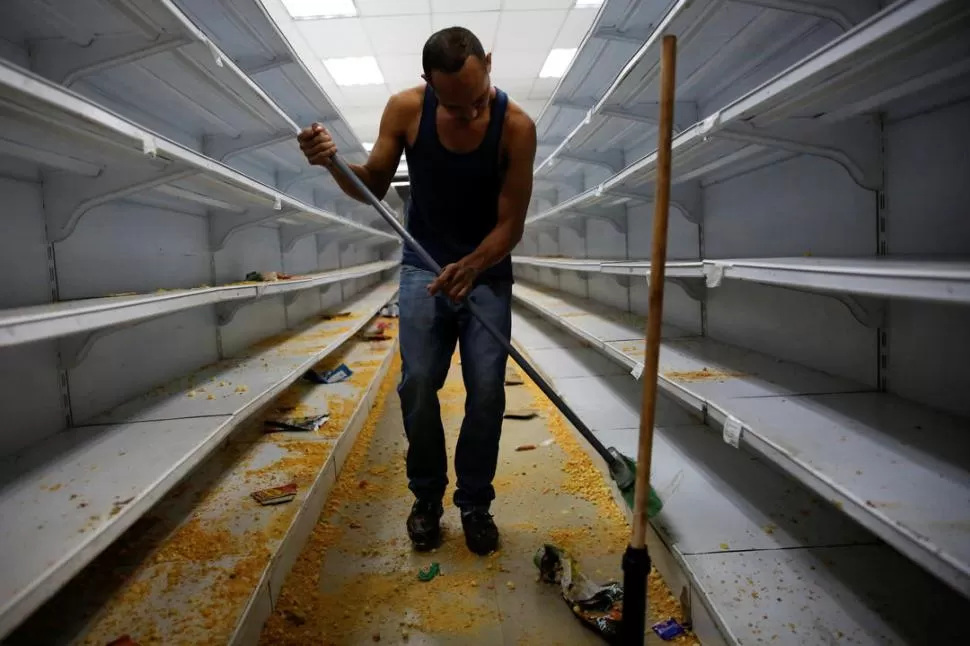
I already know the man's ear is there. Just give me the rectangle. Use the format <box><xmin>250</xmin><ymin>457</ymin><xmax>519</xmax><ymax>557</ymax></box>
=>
<box><xmin>485</xmin><ymin>52</ymin><xmax>492</xmax><ymax>74</ymax></box>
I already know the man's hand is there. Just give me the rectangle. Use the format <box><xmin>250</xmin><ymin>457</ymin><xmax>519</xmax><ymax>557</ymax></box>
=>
<box><xmin>297</xmin><ymin>123</ymin><xmax>336</xmax><ymax>167</ymax></box>
<box><xmin>428</xmin><ymin>259</ymin><xmax>481</xmax><ymax>302</ymax></box>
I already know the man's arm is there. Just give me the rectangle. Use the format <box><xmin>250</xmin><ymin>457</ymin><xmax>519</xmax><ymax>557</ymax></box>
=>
<box><xmin>298</xmin><ymin>92</ymin><xmax>413</xmax><ymax>202</ymax></box>
<box><xmin>429</xmin><ymin>111</ymin><xmax>538</xmax><ymax>301</ymax></box>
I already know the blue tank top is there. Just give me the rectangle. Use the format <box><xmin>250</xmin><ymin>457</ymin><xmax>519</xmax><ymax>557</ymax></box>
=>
<box><xmin>401</xmin><ymin>84</ymin><xmax>513</xmax><ymax>283</ymax></box>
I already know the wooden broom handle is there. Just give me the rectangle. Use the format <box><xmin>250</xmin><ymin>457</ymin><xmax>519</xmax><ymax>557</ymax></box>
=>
<box><xmin>632</xmin><ymin>34</ymin><xmax>677</xmax><ymax>549</ymax></box>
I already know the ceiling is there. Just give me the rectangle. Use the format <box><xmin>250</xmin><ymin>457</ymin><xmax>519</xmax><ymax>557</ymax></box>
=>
<box><xmin>259</xmin><ymin>0</ymin><xmax>600</xmax><ymax>147</ymax></box>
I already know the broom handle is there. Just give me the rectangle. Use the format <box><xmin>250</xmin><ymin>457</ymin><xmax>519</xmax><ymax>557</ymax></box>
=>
<box><xmin>632</xmin><ymin>34</ymin><xmax>677</xmax><ymax>550</ymax></box>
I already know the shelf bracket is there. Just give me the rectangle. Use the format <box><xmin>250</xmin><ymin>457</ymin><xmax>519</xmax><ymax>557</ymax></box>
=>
<box><xmin>43</xmin><ymin>165</ymin><xmax>197</xmax><ymax>243</ymax></box>
<box><xmin>600</xmin><ymin>102</ymin><xmax>696</xmax><ymax>133</ymax></box>
<box><xmin>592</xmin><ymin>26</ymin><xmax>652</xmax><ymax>44</ymax></box>
<box><xmin>238</xmin><ymin>54</ymin><xmax>295</xmax><ymax>76</ymax></box>
<box><xmin>33</xmin><ymin>34</ymin><xmax>191</xmax><ymax>87</ymax></box>
<box><xmin>551</xmin><ymin>97</ymin><xmax>597</xmax><ymax>111</ymax></box>
<box><xmin>716</xmin><ymin>121</ymin><xmax>882</xmax><ymax>191</ymax></box>
<box><xmin>669</xmin><ymin>277</ymin><xmax>708</xmax><ymax>302</ymax></box>
<box><xmin>57</xmin><ymin>323</ymin><xmax>137</xmax><ymax>370</ymax></box>
<box><xmin>607</xmin><ymin>183</ymin><xmax>703</xmax><ymax>225</ymax></box>
<box><xmin>557</xmin><ymin>150</ymin><xmax>626</xmax><ymax>173</ymax></box>
<box><xmin>210</xmin><ymin>206</ymin><xmax>299</xmax><ymax>251</ymax></box>
<box><xmin>283</xmin><ymin>291</ymin><xmax>301</xmax><ymax>307</ymax></box>
<box><xmin>571</xmin><ymin>205</ymin><xmax>628</xmax><ymax>235</ymax></box>
<box><xmin>203</xmin><ymin>130</ymin><xmax>294</xmax><ymax>162</ymax></box>
<box><xmin>280</xmin><ymin>222</ymin><xmax>339</xmax><ymax>253</ymax></box>
<box><xmin>277</xmin><ymin>168</ymin><xmax>319</xmax><ymax>192</ymax></box>
<box><xmin>834</xmin><ymin>294</ymin><xmax>886</xmax><ymax>329</ymax></box>
<box><xmin>607</xmin><ymin>274</ymin><xmax>631</xmax><ymax>288</ymax></box>
<box><xmin>732</xmin><ymin>0</ymin><xmax>858</xmax><ymax>31</ymax></box>
<box><xmin>216</xmin><ymin>287</ymin><xmax>264</xmax><ymax>326</ymax></box>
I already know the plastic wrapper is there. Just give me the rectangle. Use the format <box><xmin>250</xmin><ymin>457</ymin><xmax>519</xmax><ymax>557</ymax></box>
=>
<box><xmin>534</xmin><ymin>544</ymin><xmax>623</xmax><ymax>643</ymax></box>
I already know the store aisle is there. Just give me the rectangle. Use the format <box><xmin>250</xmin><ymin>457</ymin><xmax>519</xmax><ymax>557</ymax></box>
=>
<box><xmin>259</xmin><ymin>351</ymin><xmax>697</xmax><ymax>645</ymax></box>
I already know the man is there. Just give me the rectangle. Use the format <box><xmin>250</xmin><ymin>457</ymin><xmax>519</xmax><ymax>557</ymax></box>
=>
<box><xmin>297</xmin><ymin>27</ymin><xmax>536</xmax><ymax>555</ymax></box>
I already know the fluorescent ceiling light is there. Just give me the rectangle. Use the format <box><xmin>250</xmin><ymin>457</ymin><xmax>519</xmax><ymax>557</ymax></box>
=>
<box><xmin>362</xmin><ymin>142</ymin><xmax>374</xmax><ymax>151</ymax></box>
<box><xmin>539</xmin><ymin>48</ymin><xmax>577</xmax><ymax>79</ymax></box>
<box><xmin>575</xmin><ymin>0</ymin><xmax>604</xmax><ymax>7</ymax></box>
<box><xmin>324</xmin><ymin>56</ymin><xmax>384</xmax><ymax>86</ymax></box>
<box><xmin>282</xmin><ymin>0</ymin><xmax>357</xmax><ymax>19</ymax></box>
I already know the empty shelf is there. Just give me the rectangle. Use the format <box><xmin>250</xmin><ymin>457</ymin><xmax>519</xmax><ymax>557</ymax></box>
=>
<box><xmin>0</xmin><ymin>261</ymin><xmax>397</xmax><ymax>348</ymax></box>
<box><xmin>0</xmin><ymin>281</ymin><xmax>397</xmax><ymax>637</ymax></box>
<box><xmin>0</xmin><ymin>61</ymin><xmax>397</xmax><ymax>246</ymax></box>
<box><xmin>513</xmin><ymin>282</ymin><xmax>970</xmax><ymax>596</ymax></box>
<box><xmin>6</xmin><ymin>326</ymin><xmax>400</xmax><ymax>645</ymax></box>
<box><xmin>172</xmin><ymin>0</ymin><xmax>366</xmax><ymax>160</ymax></box>
<box><xmin>529</xmin><ymin>0</ymin><xmax>970</xmax><ymax>228</ymax></box>
<box><xmin>703</xmin><ymin>256</ymin><xmax>970</xmax><ymax>304</ymax></box>
<box><xmin>0</xmin><ymin>0</ymin><xmax>299</xmax><ymax>160</ymax></box>
<box><xmin>514</xmin><ymin>255</ymin><xmax>705</xmax><ymax>278</ymax></box>
<box><xmin>513</xmin><ymin>308</ymin><xmax>970</xmax><ymax>644</ymax></box>
<box><xmin>515</xmin><ymin>255</ymin><xmax>970</xmax><ymax>304</ymax></box>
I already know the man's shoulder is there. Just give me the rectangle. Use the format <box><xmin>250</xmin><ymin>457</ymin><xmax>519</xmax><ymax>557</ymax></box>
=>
<box><xmin>387</xmin><ymin>86</ymin><xmax>425</xmax><ymax>117</ymax></box>
<box><xmin>502</xmin><ymin>97</ymin><xmax>537</xmax><ymax>147</ymax></box>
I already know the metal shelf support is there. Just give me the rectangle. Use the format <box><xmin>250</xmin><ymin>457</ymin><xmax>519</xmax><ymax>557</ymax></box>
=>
<box><xmin>43</xmin><ymin>166</ymin><xmax>197</xmax><ymax>243</ymax></box>
<box><xmin>32</xmin><ymin>35</ymin><xmax>190</xmax><ymax>87</ymax></box>
<box><xmin>203</xmin><ymin>130</ymin><xmax>294</xmax><ymax>162</ymax></box>
<box><xmin>209</xmin><ymin>206</ymin><xmax>297</xmax><ymax>251</ymax></box>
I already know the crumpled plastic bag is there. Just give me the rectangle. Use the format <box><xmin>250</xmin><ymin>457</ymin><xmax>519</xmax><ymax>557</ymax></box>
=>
<box><xmin>534</xmin><ymin>544</ymin><xmax>623</xmax><ymax>643</ymax></box>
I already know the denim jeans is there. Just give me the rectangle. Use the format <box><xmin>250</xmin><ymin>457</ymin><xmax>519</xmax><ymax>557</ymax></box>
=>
<box><xmin>397</xmin><ymin>265</ymin><xmax>512</xmax><ymax>511</ymax></box>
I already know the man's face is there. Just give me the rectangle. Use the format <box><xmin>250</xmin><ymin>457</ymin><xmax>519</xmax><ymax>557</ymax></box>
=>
<box><xmin>426</xmin><ymin>54</ymin><xmax>492</xmax><ymax>124</ymax></box>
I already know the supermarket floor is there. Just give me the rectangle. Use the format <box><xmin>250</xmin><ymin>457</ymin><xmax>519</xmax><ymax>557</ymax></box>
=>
<box><xmin>259</xmin><ymin>351</ymin><xmax>697</xmax><ymax>645</ymax></box>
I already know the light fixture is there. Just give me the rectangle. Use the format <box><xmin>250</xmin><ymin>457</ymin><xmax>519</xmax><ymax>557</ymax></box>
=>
<box><xmin>281</xmin><ymin>0</ymin><xmax>357</xmax><ymax>19</ymax></box>
<box><xmin>575</xmin><ymin>0</ymin><xmax>604</xmax><ymax>7</ymax></box>
<box><xmin>362</xmin><ymin>142</ymin><xmax>374</xmax><ymax>151</ymax></box>
<box><xmin>323</xmin><ymin>56</ymin><xmax>384</xmax><ymax>86</ymax></box>
<box><xmin>539</xmin><ymin>48</ymin><xmax>577</xmax><ymax>79</ymax></box>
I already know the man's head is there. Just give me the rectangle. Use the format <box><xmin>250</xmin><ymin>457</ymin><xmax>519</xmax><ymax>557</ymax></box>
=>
<box><xmin>422</xmin><ymin>27</ymin><xmax>492</xmax><ymax>122</ymax></box>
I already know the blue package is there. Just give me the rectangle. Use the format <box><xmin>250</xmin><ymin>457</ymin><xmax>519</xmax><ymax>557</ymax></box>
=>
<box><xmin>322</xmin><ymin>363</ymin><xmax>353</xmax><ymax>384</ymax></box>
<box><xmin>652</xmin><ymin>618</ymin><xmax>685</xmax><ymax>640</ymax></box>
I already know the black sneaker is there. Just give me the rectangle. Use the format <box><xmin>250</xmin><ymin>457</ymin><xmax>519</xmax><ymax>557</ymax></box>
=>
<box><xmin>406</xmin><ymin>499</ymin><xmax>444</xmax><ymax>551</ymax></box>
<box><xmin>460</xmin><ymin>508</ymin><xmax>499</xmax><ymax>555</ymax></box>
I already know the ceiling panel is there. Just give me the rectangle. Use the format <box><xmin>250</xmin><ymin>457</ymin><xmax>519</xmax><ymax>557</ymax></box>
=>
<box><xmin>378</xmin><ymin>54</ymin><xmax>424</xmax><ymax>86</ymax></box>
<box><xmin>494</xmin><ymin>9</ymin><xmax>567</xmax><ymax>52</ymax></box>
<box><xmin>490</xmin><ymin>49</ymin><xmax>547</xmax><ymax>80</ymax></box>
<box><xmin>555</xmin><ymin>7</ymin><xmax>599</xmax><ymax>47</ymax></box>
<box><xmin>431</xmin><ymin>11</ymin><xmax>501</xmax><ymax>51</ymax></box>
<box><xmin>356</xmin><ymin>0</ymin><xmax>430</xmax><ymax>16</ymax></box>
<box><xmin>362</xmin><ymin>14</ymin><xmax>433</xmax><ymax>55</ymax></box>
<box><xmin>430</xmin><ymin>0</ymin><xmax>501</xmax><ymax>11</ymax></box>
<box><xmin>339</xmin><ymin>84</ymin><xmax>391</xmax><ymax>106</ymax></box>
<box><xmin>298</xmin><ymin>17</ymin><xmax>371</xmax><ymax>58</ymax></box>
<box><xmin>274</xmin><ymin>0</ymin><xmax>599</xmax><ymax>149</ymax></box>
<box><xmin>501</xmin><ymin>0</ymin><xmax>576</xmax><ymax>9</ymax></box>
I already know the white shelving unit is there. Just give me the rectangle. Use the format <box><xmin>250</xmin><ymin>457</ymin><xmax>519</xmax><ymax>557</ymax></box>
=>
<box><xmin>515</xmin><ymin>255</ymin><xmax>970</xmax><ymax>304</ymax></box>
<box><xmin>513</xmin><ymin>308</ymin><xmax>970</xmax><ymax>644</ymax></box>
<box><xmin>0</xmin><ymin>0</ymin><xmax>402</xmax><ymax>639</ymax></box>
<box><xmin>518</xmin><ymin>0</ymin><xmax>970</xmax><ymax>642</ymax></box>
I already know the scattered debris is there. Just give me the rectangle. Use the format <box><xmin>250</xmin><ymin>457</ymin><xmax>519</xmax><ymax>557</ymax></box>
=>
<box><xmin>504</xmin><ymin>408</ymin><xmax>538</xmax><ymax>420</ymax></box>
<box><xmin>321</xmin><ymin>311</ymin><xmax>353</xmax><ymax>320</ymax></box>
<box><xmin>283</xmin><ymin>610</ymin><xmax>306</xmax><ymax>626</ymax></box>
<box><xmin>417</xmin><ymin>562</ymin><xmax>440</xmax><ymax>582</ymax></box>
<box><xmin>363</xmin><ymin>320</ymin><xmax>392</xmax><ymax>341</ymax></box>
<box><xmin>535</xmin><ymin>544</ymin><xmax>622</xmax><ymax>642</ymax></box>
<box><xmin>304</xmin><ymin>364</ymin><xmax>353</xmax><ymax>384</ymax></box>
<box><xmin>540</xmin><ymin>438</ymin><xmax>555</xmax><ymax>447</ymax></box>
<box><xmin>652</xmin><ymin>618</ymin><xmax>686</xmax><ymax>640</ymax></box>
<box><xmin>515</xmin><ymin>444</ymin><xmax>537</xmax><ymax>452</ymax></box>
<box><xmin>505</xmin><ymin>581</ymin><xmax>516</xmax><ymax>591</ymax></box>
<box><xmin>379</xmin><ymin>302</ymin><xmax>400</xmax><ymax>318</ymax></box>
<box><xmin>264</xmin><ymin>413</ymin><xmax>330</xmax><ymax>433</ymax></box>
<box><xmin>244</xmin><ymin>270</ymin><xmax>293</xmax><ymax>282</ymax></box>
<box><xmin>251</xmin><ymin>483</ymin><xmax>298</xmax><ymax>506</ymax></box>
